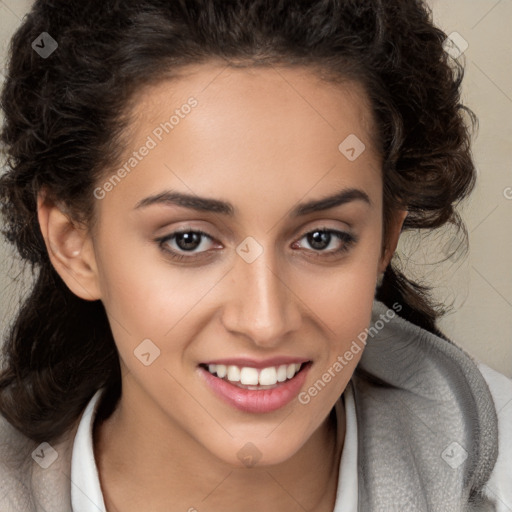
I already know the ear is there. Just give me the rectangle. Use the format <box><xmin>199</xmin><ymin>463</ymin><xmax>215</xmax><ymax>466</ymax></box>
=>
<box><xmin>377</xmin><ymin>209</ymin><xmax>408</xmax><ymax>275</ymax></box>
<box><xmin>37</xmin><ymin>190</ymin><xmax>102</xmax><ymax>301</ymax></box>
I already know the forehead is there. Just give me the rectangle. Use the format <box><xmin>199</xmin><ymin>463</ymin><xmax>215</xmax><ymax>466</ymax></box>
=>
<box><xmin>131</xmin><ymin>62</ymin><xmax>378</xmax><ymax>152</ymax></box>
<box><xmin>98</xmin><ymin>62</ymin><xmax>383</xmax><ymax>219</ymax></box>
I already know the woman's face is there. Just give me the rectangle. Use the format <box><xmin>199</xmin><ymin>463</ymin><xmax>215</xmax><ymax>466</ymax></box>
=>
<box><xmin>61</xmin><ymin>63</ymin><xmax>404</xmax><ymax>466</ymax></box>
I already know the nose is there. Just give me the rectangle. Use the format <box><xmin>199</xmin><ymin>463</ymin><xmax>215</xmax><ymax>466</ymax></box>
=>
<box><xmin>220</xmin><ymin>245</ymin><xmax>302</xmax><ymax>348</ymax></box>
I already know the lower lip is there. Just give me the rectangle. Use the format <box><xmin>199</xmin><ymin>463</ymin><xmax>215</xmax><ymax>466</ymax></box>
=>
<box><xmin>198</xmin><ymin>364</ymin><xmax>311</xmax><ymax>413</ymax></box>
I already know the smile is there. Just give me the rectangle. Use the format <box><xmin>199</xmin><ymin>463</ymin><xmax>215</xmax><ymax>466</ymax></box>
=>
<box><xmin>198</xmin><ymin>361</ymin><xmax>312</xmax><ymax>413</ymax></box>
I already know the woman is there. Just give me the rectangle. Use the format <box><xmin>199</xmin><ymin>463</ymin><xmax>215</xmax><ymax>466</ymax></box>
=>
<box><xmin>0</xmin><ymin>1</ymin><xmax>510</xmax><ymax>511</ymax></box>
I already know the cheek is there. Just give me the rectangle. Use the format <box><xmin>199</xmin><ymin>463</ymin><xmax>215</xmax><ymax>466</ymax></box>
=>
<box><xmin>97</xmin><ymin>247</ymin><xmax>218</xmax><ymax>341</ymax></box>
<box><xmin>302</xmin><ymin>271</ymin><xmax>374</xmax><ymax>383</ymax></box>
<box><xmin>299</xmin><ymin>249</ymin><xmax>380</xmax><ymax>336</ymax></box>
<box><xmin>92</xmin><ymin>227</ymin><xmax>172</xmax><ymax>345</ymax></box>
<box><xmin>298</xmin><ymin>262</ymin><xmax>376</xmax><ymax>407</ymax></box>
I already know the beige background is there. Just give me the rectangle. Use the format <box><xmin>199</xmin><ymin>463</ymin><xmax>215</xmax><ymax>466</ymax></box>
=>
<box><xmin>0</xmin><ymin>1</ymin><xmax>511</xmax><ymax>377</ymax></box>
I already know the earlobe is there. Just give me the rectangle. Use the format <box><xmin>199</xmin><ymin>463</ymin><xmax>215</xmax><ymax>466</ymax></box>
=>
<box><xmin>378</xmin><ymin>209</ymin><xmax>408</xmax><ymax>275</ymax></box>
<box><xmin>37</xmin><ymin>191</ymin><xmax>102</xmax><ymax>301</ymax></box>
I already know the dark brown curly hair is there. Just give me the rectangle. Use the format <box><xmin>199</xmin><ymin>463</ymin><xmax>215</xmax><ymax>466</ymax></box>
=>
<box><xmin>0</xmin><ymin>0</ymin><xmax>477</xmax><ymax>443</ymax></box>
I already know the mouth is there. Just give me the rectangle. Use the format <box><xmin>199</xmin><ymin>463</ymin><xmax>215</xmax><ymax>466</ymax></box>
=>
<box><xmin>197</xmin><ymin>361</ymin><xmax>312</xmax><ymax>413</ymax></box>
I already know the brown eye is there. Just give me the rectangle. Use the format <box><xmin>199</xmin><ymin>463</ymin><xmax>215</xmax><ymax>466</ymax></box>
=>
<box><xmin>156</xmin><ymin>229</ymin><xmax>216</xmax><ymax>261</ymax></box>
<box><xmin>292</xmin><ymin>228</ymin><xmax>357</xmax><ymax>257</ymax></box>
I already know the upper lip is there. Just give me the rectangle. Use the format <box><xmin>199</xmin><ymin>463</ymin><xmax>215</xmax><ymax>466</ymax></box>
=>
<box><xmin>200</xmin><ymin>357</ymin><xmax>311</xmax><ymax>369</ymax></box>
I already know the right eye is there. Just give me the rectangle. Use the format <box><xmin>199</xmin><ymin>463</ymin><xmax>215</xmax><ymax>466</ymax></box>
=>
<box><xmin>156</xmin><ymin>229</ymin><xmax>218</xmax><ymax>261</ymax></box>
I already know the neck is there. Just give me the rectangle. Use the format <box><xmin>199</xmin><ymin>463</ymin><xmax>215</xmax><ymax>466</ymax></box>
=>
<box><xmin>94</xmin><ymin>385</ymin><xmax>345</xmax><ymax>512</ymax></box>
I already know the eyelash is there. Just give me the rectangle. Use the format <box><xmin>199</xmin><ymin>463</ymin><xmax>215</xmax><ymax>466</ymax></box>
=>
<box><xmin>155</xmin><ymin>227</ymin><xmax>357</xmax><ymax>263</ymax></box>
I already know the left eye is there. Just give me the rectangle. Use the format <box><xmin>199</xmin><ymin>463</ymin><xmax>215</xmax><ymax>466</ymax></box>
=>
<box><xmin>156</xmin><ymin>227</ymin><xmax>357</xmax><ymax>261</ymax></box>
<box><xmin>293</xmin><ymin>228</ymin><xmax>357</xmax><ymax>255</ymax></box>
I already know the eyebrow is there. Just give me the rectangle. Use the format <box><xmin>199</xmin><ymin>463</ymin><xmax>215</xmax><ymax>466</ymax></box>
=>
<box><xmin>134</xmin><ymin>187</ymin><xmax>372</xmax><ymax>217</ymax></box>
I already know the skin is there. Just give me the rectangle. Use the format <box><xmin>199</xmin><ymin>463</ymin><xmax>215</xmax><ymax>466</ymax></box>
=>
<box><xmin>37</xmin><ymin>62</ymin><xmax>407</xmax><ymax>512</ymax></box>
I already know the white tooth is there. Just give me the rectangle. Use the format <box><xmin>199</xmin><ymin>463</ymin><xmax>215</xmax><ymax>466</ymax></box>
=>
<box><xmin>294</xmin><ymin>363</ymin><xmax>302</xmax><ymax>373</ymax></box>
<box><xmin>216</xmin><ymin>364</ymin><xmax>227</xmax><ymax>378</ymax></box>
<box><xmin>277</xmin><ymin>364</ymin><xmax>288</xmax><ymax>382</ymax></box>
<box><xmin>286</xmin><ymin>364</ymin><xmax>296</xmax><ymax>379</ymax></box>
<box><xmin>208</xmin><ymin>364</ymin><xmax>217</xmax><ymax>374</ymax></box>
<box><xmin>240</xmin><ymin>367</ymin><xmax>259</xmax><ymax>385</ymax></box>
<box><xmin>259</xmin><ymin>367</ymin><xmax>278</xmax><ymax>386</ymax></box>
<box><xmin>227</xmin><ymin>365</ymin><xmax>241</xmax><ymax>382</ymax></box>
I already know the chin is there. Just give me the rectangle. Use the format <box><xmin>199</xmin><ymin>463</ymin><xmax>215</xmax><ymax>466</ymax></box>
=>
<box><xmin>206</xmin><ymin>435</ymin><xmax>304</xmax><ymax>469</ymax></box>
